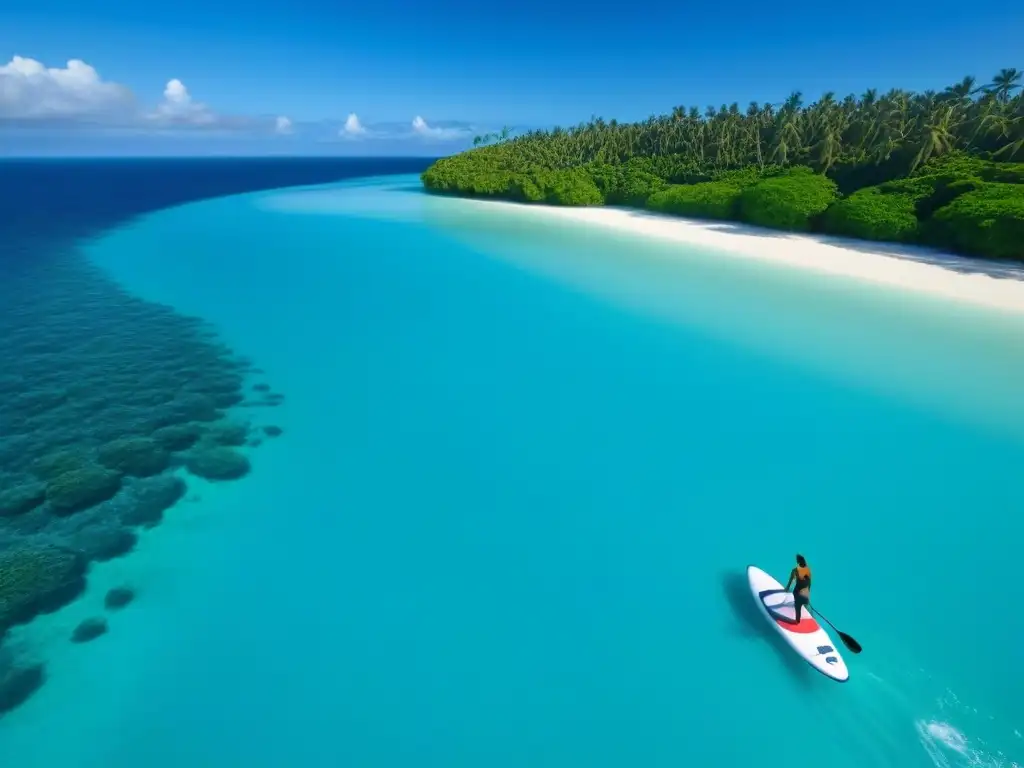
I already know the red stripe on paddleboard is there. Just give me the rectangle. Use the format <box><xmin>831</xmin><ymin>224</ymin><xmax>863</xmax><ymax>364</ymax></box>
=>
<box><xmin>776</xmin><ymin>617</ymin><xmax>820</xmax><ymax>634</ymax></box>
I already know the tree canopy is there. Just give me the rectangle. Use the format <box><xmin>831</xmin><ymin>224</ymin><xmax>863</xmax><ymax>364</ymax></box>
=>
<box><xmin>421</xmin><ymin>69</ymin><xmax>1024</xmax><ymax>261</ymax></box>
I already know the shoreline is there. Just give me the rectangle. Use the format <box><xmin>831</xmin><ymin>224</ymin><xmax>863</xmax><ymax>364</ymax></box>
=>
<box><xmin>454</xmin><ymin>198</ymin><xmax>1024</xmax><ymax>316</ymax></box>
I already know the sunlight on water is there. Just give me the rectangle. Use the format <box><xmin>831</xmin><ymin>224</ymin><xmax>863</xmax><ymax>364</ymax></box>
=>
<box><xmin>264</xmin><ymin>179</ymin><xmax>1024</xmax><ymax>444</ymax></box>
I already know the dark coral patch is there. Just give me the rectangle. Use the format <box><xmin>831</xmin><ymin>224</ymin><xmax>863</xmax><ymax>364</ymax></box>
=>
<box><xmin>104</xmin><ymin>586</ymin><xmax>135</xmax><ymax>610</ymax></box>
<box><xmin>118</xmin><ymin>475</ymin><xmax>187</xmax><ymax>528</ymax></box>
<box><xmin>0</xmin><ymin>656</ymin><xmax>45</xmax><ymax>715</ymax></box>
<box><xmin>156</xmin><ymin>393</ymin><xmax>221</xmax><ymax>426</ymax></box>
<box><xmin>151</xmin><ymin>423</ymin><xmax>203</xmax><ymax>452</ymax></box>
<box><xmin>0</xmin><ymin>481</ymin><xmax>47</xmax><ymax>517</ymax></box>
<box><xmin>206</xmin><ymin>420</ymin><xmax>250</xmax><ymax>447</ymax></box>
<box><xmin>31</xmin><ymin>448</ymin><xmax>94</xmax><ymax>483</ymax></box>
<box><xmin>97</xmin><ymin>437</ymin><xmax>171</xmax><ymax>478</ymax></box>
<box><xmin>0</xmin><ymin>546</ymin><xmax>87</xmax><ymax>634</ymax></box>
<box><xmin>71</xmin><ymin>617</ymin><xmax>108</xmax><ymax>643</ymax></box>
<box><xmin>184</xmin><ymin>447</ymin><xmax>251</xmax><ymax>481</ymax></box>
<box><xmin>46</xmin><ymin>466</ymin><xmax>123</xmax><ymax>516</ymax></box>
<box><xmin>72</xmin><ymin>526</ymin><xmax>138</xmax><ymax>562</ymax></box>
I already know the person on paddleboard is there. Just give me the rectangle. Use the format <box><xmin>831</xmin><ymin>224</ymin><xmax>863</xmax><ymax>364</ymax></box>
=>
<box><xmin>784</xmin><ymin>554</ymin><xmax>811</xmax><ymax>624</ymax></box>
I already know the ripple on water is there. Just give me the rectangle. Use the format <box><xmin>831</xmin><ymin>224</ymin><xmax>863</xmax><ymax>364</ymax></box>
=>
<box><xmin>916</xmin><ymin>720</ymin><xmax>1022</xmax><ymax>768</ymax></box>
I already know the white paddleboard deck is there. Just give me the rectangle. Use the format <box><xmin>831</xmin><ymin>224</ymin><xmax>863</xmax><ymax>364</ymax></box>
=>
<box><xmin>747</xmin><ymin>564</ymin><xmax>849</xmax><ymax>682</ymax></box>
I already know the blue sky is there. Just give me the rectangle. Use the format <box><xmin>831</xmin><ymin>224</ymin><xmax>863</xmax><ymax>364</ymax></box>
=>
<box><xmin>2</xmin><ymin>0</ymin><xmax>1023</xmax><ymax>156</ymax></box>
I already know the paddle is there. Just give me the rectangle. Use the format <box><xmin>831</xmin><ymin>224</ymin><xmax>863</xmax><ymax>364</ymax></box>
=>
<box><xmin>809</xmin><ymin>605</ymin><xmax>862</xmax><ymax>654</ymax></box>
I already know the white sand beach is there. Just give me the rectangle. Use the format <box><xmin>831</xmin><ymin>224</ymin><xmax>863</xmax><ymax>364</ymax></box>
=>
<box><xmin>460</xmin><ymin>199</ymin><xmax>1024</xmax><ymax>315</ymax></box>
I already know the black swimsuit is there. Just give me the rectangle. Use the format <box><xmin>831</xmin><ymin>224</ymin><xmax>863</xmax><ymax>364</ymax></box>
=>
<box><xmin>794</xmin><ymin>571</ymin><xmax>811</xmax><ymax>605</ymax></box>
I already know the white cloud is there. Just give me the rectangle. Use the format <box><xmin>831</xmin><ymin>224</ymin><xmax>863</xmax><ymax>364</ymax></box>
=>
<box><xmin>340</xmin><ymin>112</ymin><xmax>366</xmax><ymax>137</ymax></box>
<box><xmin>0</xmin><ymin>55</ymin><xmax>135</xmax><ymax>120</ymax></box>
<box><xmin>411</xmin><ymin>115</ymin><xmax>470</xmax><ymax>140</ymax></box>
<box><xmin>147</xmin><ymin>78</ymin><xmax>219</xmax><ymax>126</ymax></box>
<box><xmin>0</xmin><ymin>56</ymin><xmax>480</xmax><ymax>146</ymax></box>
<box><xmin>0</xmin><ymin>57</ymin><xmax>258</xmax><ymax>132</ymax></box>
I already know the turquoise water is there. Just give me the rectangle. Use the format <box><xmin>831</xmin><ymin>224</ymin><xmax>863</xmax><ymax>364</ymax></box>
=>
<box><xmin>4</xmin><ymin>174</ymin><xmax>1023</xmax><ymax>766</ymax></box>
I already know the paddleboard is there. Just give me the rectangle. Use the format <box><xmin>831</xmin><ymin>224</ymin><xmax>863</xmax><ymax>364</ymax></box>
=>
<box><xmin>747</xmin><ymin>564</ymin><xmax>849</xmax><ymax>682</ymax></box>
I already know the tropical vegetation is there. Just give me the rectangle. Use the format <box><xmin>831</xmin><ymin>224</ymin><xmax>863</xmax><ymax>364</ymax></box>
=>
<box><xmin>421</xmin><ymin>69</ymin><xmax>1024</xmax><ymax>260</ymax></box>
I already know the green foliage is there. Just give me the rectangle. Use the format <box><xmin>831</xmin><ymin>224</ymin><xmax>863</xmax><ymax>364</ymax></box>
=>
<box><xmin>614</xmin><ymin>167</ymin><xmax>667</xmax><ymax>205</ymax></box>
<box><xmin>510</xmin><ymin>172</ymin><xmax>545</xmax><ymax>202</ymax></box>
<box><xmin>902</xmin><ymin>176</ymin><xmax>983</xmax><ymax>219</ymax></box>
<box><xmin>822</xmin><ymin>171</ymin><xmax>982</xmax><ymax>242</ymax></box>
<box><xmin>737</xmin><ymin>168</ymin><xmax>839</xmax><ymax>231</ymax></box>
<box><xmin>421</xmin><ymin>162</ymin><xmax>604</xmax><ymax>205</ymax></box>
<box><xmin>422</xmin><ymin>68</ymin><xmax>1024</xmax><ymax>259</ymax></box>
<box><xmin>982</xmin><ymin>164</ymin><xmax>1024</xmax><ymax>184</ymax></box>
<box><xmin>640</xmin><ymin>155</ymin><xmax>708</xmax><ymax>185</ymax></box>
<box><xmin>820</xmin><ymin>187</ymin><xmax>922</xmax><ymax>242</ymax></box>
<box><xmin>819</xmin><ymin>168</ymin><xmax>1024</xmax><ymax>257</ymax></box>
<box><xmin>585</xmin><ymin>163</ymin><xmax>619</xmax><ymax>201</ymax></box>
<box><xmin>711</xmin><ymin>165</ymin><xmax>786</xmax><ymax>188</ymax></box>
<box><xmin>585</xmin><ymin>161</ymin><xmax>667</xmax><ymax>205</ymax></box>
<box><xmin>420</xmin><ymin>163</ymin><xmax>520</xmax><ymax>199</ymax></box>
<box><xmin>534</xmin><ymin>168</ymin><xmax>604</xmax><ymax>206</ymax></box>
<box><xmin>473</xmin><ymin>125</ymin><xmax>513</xmax><ymax>147</ymax></box>
<box><xmin>928</xmin><ymin>183</ymin><xmax>1024</xmax><ymax>260</ymax></box>
<box><xmin>644</xmin><ymin>164</ymin><xmax>787</xmax><ymax>220</ymax></box>
<box><xmin>647</xmin><ymin>182</ymin><xmax>743</xmax><ymax>219</ymax></box>
<box><xmin>915</xmin><ymin>151</ymin><xmax>1024</xmax><ymax>184</ymax></box>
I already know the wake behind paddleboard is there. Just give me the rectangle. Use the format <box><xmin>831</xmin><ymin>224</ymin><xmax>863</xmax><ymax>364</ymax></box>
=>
<box><xmin>747</xmin><ymin>564</ymin><xmax>849</xmax><ymax>682</ymax></box>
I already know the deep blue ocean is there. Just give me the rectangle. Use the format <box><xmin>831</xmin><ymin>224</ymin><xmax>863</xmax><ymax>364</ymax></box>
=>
<box><xmin>1</xmin><ymin>159</ymin><xmax>1023</xmax><ymax>768</ymax></box>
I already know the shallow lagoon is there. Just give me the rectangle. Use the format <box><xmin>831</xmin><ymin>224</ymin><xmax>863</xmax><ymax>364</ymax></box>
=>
<box><xmin>3</xmin><ymin>174</ymin><xmax>1022</xmax><ymax>768</ymax></box>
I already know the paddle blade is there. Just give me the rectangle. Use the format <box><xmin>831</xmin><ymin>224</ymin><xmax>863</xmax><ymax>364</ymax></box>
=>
<box><xmin>838</xmin><ymin>631</ymin><xmax>862</xmax><ymax>654</ymax></box>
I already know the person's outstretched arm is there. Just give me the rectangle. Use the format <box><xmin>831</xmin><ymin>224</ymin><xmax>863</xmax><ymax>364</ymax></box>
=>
<box><xmin>785</xmin><ymin>568</ymin><xmax>796</xmax><ymax>592</ymax></box>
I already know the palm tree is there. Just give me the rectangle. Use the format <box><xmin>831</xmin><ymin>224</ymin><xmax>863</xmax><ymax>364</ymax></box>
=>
<box><xmin>987</xmin><ymin>68</ymin><xmax>1022</xmax><ymax>103</ymax></box>
<box><xmin>432</xmin><ymin>68</ymin><xmax>1023</xmax><ymax>189</ymax></box>
<box><xmin>910</xmin><ymin>104</ymin><xmax>960</xmax><ymax>172</ymax></box>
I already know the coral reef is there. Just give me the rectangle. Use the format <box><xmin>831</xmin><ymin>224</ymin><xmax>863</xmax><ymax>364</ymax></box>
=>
<box><xmin>0</xmin><ymin>545</ymin><xmax>87</xmax><ymax>635</ymax></box>
<box><xmin>184</xmin><ymin>447</ymin><xmax>251</xmax><ymax>481</ymax></box>
<box><xmin>0</xmin><ymin>156</ymin><xmax>392</xmax><ymax>716</ymax></box>
<box><xmin>97</xmin><ymin>437</ymin><xmax>171</xmax><ymax>478</ymax></box>
<box><xmin>71</xmin><ymin>617</ymin><xmax>108</xmax><ymax>643</ymax></box>
<box><xmin>206</xmin><ymin>420</ymin><xmax>250</xmax><ymax>447</ymax></box>
<box><xmin>117</xmin><ymin>475</ymin><xmax>187</xmax><ymax>528</ymax></box>
<box><xmin>46</xmin><ymin>465</ymin><xmax>123</xmax><ymax>516</ymax></box>
<box><xmin>0</xmin><ymin>650</ymin><xmax>44</xmax><ymax>715</ymax></box>
<box><xmin>151</xmin><ymin>423</ymin><xmax>204</xmax><ymax>451</ymax></box>
<box><xmin>241</xmin><ymin>392</ymin><xmax>284</xmax><ymax>408</ymax></box>
<box><xmin>71</xmin><ymin>525</ymin><xmax>138</xmax><ymax>563</ymax></box>
<box><xmin>104</xmin><ymin>586</ymin><xmax>135</xmax><ymax>610</ymax></box>
<box><xmin>0</xmin><ymin>481</ymin><xmax>46</xmax><ymax>518</ymax></box>
<box><xmin>0</xmin><ymin>248</ymin><xmax>285</xmax><ymax>716</ymax></box>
